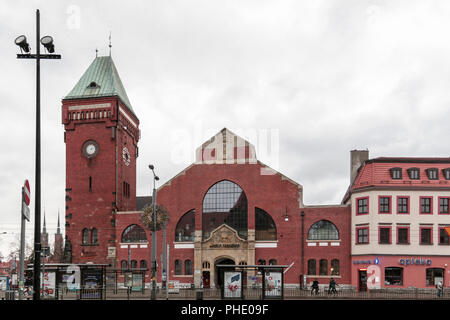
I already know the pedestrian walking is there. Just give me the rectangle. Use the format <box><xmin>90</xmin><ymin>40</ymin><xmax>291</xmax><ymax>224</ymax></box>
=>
<box><xmin>311</xmin><ymin>279</ymin><xmax>319</xmax><ymax>296</ymax></box>
<box><xmin>328</xmin><ymin>277</ymin><xmax>337</xmax><ymax>295</ymax></box>
<box><xmin>436</xmin><ymin>280</ymin><xmax>443</xmax><ymax>298</ymax></box>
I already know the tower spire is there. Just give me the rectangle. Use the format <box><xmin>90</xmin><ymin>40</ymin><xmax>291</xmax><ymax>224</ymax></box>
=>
<box><xmin>57</xmin><ymin>209</ymin><xmax>61</xmax><ymax>235</ymax></box>
<box><xmin>43</xmin><ymin>209</ymin><xmax>47</xmax><ymax>233</ymax></box>
<box><xmin>108</xmin><ymin>32</ymin><xmax>112</xmax><ymax>56</ymax></box>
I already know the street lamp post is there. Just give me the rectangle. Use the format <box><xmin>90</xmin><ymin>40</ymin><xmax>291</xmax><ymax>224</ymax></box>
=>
<box><xmin>14</xmin><ymin>9</ymin><xmax>61</xmax><ymax>300</ymax></box>
<box><xmin>149</xmin><ymin>164</ymin><xmax>159</xmax><ymax>300</ymax></box>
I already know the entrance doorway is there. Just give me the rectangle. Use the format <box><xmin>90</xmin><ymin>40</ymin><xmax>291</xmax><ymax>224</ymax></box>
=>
<box><xmin>215</xmin><ymin>258</ymin><xmax>235</xmax><ymax>288</ymax></box>
<box><xmin>359</xmin><ymin>270</ymin><xmax>367</xmax><ymax>292</ymax></box>
<box><xmin>202</xmin><ymin>271</ymin><xmax>210</xmax><ymax>288</ymax></box>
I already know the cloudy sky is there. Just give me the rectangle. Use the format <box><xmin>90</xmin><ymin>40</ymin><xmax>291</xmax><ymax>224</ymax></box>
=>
<box><xmin>2</xmin><ymin>0</ymin><xmax>450</xmax><ymax>258</ymax></box>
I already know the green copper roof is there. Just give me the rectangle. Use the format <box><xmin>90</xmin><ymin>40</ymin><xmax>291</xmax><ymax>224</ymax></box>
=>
<box><xmin>64</xmin><ymin>56</ymin><xmax>134</xmax><ymax>114</ymax></box>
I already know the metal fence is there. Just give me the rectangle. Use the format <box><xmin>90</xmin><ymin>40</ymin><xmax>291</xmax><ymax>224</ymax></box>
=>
<box><xmin>2</xmin><ymin>286</ymin><xmax>449</xmax><ymax>300</ymax></box>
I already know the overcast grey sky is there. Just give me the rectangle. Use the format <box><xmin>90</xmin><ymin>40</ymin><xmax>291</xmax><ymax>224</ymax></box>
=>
<box><xmin>2</xmin><ymin>0</ymin><xmax>450</xmax><ymax>258</ymax></box>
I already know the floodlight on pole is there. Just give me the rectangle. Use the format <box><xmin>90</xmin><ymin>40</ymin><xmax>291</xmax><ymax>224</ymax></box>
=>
<box><xmin>40</xmin><ymin>36</ymin><xmax>54</xmax><ymax>53</ymax></box>
<box><xmin>14</xmin><ymin>35</ymin><xmax>30</xmax><ymax>53</ymax></box>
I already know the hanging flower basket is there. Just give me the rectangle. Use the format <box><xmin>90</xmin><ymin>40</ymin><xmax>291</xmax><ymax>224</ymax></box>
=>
<box><xmin>140</xmin><ymin>204</ymin><xmax>170</xmax><ymax>231</ymax></box>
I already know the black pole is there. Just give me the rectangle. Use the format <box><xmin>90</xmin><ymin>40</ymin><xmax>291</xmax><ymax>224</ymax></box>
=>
<box><xmin>300</xmin><ymin>211</ymin><xmax>305</xmax><ymax>289</ymax></box>
<box><xmin>32</xmin><ymin>8</ymin><xmax>41</xmax><ymax>301</ymax></box>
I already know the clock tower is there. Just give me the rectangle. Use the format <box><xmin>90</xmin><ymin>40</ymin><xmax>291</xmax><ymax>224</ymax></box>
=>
<box><xmin>62</xmin><ymin>55</ymin><xmax>140</xmax><ymax>265</ymax></box>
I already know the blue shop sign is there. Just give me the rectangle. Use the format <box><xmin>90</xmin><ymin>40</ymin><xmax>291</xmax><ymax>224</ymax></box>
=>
<box><xmin>353</xmin><ymin>258</ymin><xmax>380</xmax><ymax>265</ymax></box>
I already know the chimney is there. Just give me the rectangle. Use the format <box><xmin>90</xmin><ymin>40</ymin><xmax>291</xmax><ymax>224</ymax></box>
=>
<box><xmin>350</xmin><ymin>149</ymin><xmax>369</xmax><ymax>184</ymax></box>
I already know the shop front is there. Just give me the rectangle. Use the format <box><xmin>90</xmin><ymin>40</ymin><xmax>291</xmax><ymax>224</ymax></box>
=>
<box><xmin>352</xmin><ymin>255</ymin><xmax>450</xmax><ymax>290</ymax></box>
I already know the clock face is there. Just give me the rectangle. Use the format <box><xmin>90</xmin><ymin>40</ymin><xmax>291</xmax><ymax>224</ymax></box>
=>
<box><xmin>86</xmin><ymin>144</ymin><xmax>96</xmax><ymax>155</ymax></box>
<box><xmin>122</xmin><ymin>147</ymin><xmax>131</xmax><ymax>166</ymax></box>
<box><xmin>82</xmin><ymin>140</ymin><xmax>99</xmax><ymax>159</ymax></box>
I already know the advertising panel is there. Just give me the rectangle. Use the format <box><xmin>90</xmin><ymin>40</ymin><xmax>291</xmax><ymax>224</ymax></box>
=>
<box><xmin>132</xmin><ymin>273</ymin><xmax>143</xmax><ymax>291</ymax></box>
<box><xmin>40</xmin><ymin>271</ymin><xmax>56</xmax><ymax>297</ymax></box>
<box><xmin>264</xmin><ymin>271</ymin><xmax>282</xmax><ymax>297</ymax></box>
<box><xmin>224</xmin><ymin>271</ymin><xmax>242</xmax><ymax>299</ymax></box>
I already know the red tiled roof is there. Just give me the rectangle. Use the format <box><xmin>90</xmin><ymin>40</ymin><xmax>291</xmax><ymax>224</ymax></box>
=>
<box><xmin>352</xmin><ymin>158</ymin><xmax>450</xmax><ymax>190</ymax></box>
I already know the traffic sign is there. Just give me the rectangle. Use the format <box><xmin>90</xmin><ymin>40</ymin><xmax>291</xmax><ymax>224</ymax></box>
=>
<box><xmin>23</xmin><ymin>180</ymin><xmax>30</xmax><ymax>206</ymax></box>
<box><xmin>22</xmin><ymin>201</ymin><xmax>30</xmax><ymax>221</ymax></box>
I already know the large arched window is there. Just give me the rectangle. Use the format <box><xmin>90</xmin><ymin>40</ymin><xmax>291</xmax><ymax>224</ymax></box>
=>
<box><xmin>255</xmin><ymin>208</ymin><xmax>277</xmax><ymax>240</ymax></box>
<box><xmin>202</xmin><ymin>180</ymin><xmax>248</xmax><ymax>240</ymax></box>
<box><xmin>307</xmin><ymin>220</ymin><xmax>339</xmax><ymax>240</ymax></box>
<box><xmin>121</xmin><ymin>224</ymin><xmax>147</xmax><ymax>243</ymax></box>
<box><xmin>175</xmin><ymin>209</ymin><xmax>195</xmax><ymax>242</ymax></box>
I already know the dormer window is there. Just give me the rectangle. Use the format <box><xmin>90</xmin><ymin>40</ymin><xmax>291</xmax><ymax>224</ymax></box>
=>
<box><xmin>389</xmin><ymin>168</ymin><xmax>402</xmax><ymax>180</ymax></box>
<box><xmin>426</xmin><ymin>168</ymin><xmax>438</xmax><ymax>180</ymax></box>
<box><xmin>407</xmin><ymin>168</ymin><xmax>420</xmax><ymax>180</ymax></box>
<box><xmin>443</xmin><ymin>168</ymin><xmax>450</xmax><ymax>180</ymax></box>
<box><xmin>87</xmin><ymin>81</ymin><xmax>100</xmax><ymax>89</ymax></box>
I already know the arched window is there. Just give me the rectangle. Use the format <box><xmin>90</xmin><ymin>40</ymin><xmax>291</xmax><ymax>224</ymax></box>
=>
<box><xmin>130</xmin><ymin>260</ymin><xmax>138</xmax><ymax>270</ymax></box>
<box><xmin>175</xmin><ymin>209</ymin><xmax>195</xmax><ymax>242</ymax></box>
<box><xmin>82</xmin><ymin>228</ymin><xmax>89</xmax><ymax>244</ymax></box>
<box><xmin>319</xmin><ymin>259</ymin><xmax>328</xmax><ymax>275</ymax></box>
<box><xmin>331</xmin><ymin>259</ymin><xmax>340</xmax><ymax>275</ymax></box>
<box><xmin>255</xmin><ymin>208</ymin><xmax>277</xmax><ymax>240</ymax></box>
<box><xmin>91</xmin><ymin>228</ymin><xmax>98</xmax><ymax>244</ymax></box>
<box><xmin>307</xmin><ymin>259</ymin><xmax>316</xmax><ymax>275</ymax></box>
<box><xmin>202</xmin><ymin>180</ymin><xmax>248</xmax><ymax>240</ymax></box>
<box><xmin>269</xmin><ymin>259</ymin><xmax>277</xmax><ymax>265</ymax></box>
<box><xmin>140</xmin><ymin>260</ymin><xmax>148</xmax><ymax>270</ymax></box>
<box><xmin>121</xmin><ymin>260</ymin><xmax>128</xmax><ymax>271</ymax></box>
<box><xmin>308</xmin><ymin>220</ymin><xmax>339</xmax><ymax>240</ymax></box>
<box><xmin>202</xmin><ymin>261</ymin><xmax>210</xmax><ymax>269</ymax></box>
<box><xmin>258</xmin><ymin>259</ymin><xmax>266</xmax><ymax>265</ymax></box>
<box><xmin>185</xmin><ymin>260</ymin><xmax>192</xmax><ymax>275</ymax></box>
<box><xmin>121</xmin><ymin>224</ymin><xmax>147</xmax><ymax>243</ymax></box>
<box><xmin>175</xmin><ymin>260</ymin><xmax>182</xmax><ymax>275</ymax></box>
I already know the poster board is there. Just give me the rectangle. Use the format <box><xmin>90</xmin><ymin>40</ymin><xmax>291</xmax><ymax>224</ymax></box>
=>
<box><xmin>168</xmin><ymin>280</ymin><xmax>180</xmax><ymax>293</ymax></box>
<box><xmin>40</xmin><ymin>271</ymin><xmax>56</xmax><ymax>297</ymax></box>
<box><xmin>223</xmin><ymin>271</ymin><xmax>243</xmax><ymax>299</ymax></box>
<box><xmin>264</xmin><ymin>271</ymin><xmax>282</xmax><ymax>298</ymax></box>
<box><xmin>132</xmin><ymin>273</ymin><xmax>143</xmax><ymax>291</ymax></box>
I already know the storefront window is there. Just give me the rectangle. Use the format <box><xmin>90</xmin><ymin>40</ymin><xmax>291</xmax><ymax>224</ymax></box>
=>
<box><xmin>426</xmin><ymin>268</ymin><xmax>444</xmax><ymax>286</ymax></box>
<box><xmin>202</xmin><ymin>180</ymin><xmax>248</xmax><ymax>240</ymax></box>
<box><xmin>385</xmin><ymin>267</ymin><xmax>403</xmax><ymax>285</ymax></box>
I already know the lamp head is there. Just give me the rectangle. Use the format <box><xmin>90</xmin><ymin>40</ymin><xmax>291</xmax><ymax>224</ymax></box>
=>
<box><xmin>14</xmin><ymin>35</ymin><xmax>30</xmax><ymax>53</ymax></box>
<box><xmin>40</xmin><ymin>36</ymin><xmax>55</xmax><ymax>53</ymax></box>
<box><xmin>155</xmin><ymin>176</ymin><xmax>160</xmax><ymax>181</ymax></box>
<box><xmin>149</xmin><ymin>164</ymin><xmax>154</xmax><ymax>170</ymax></box>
